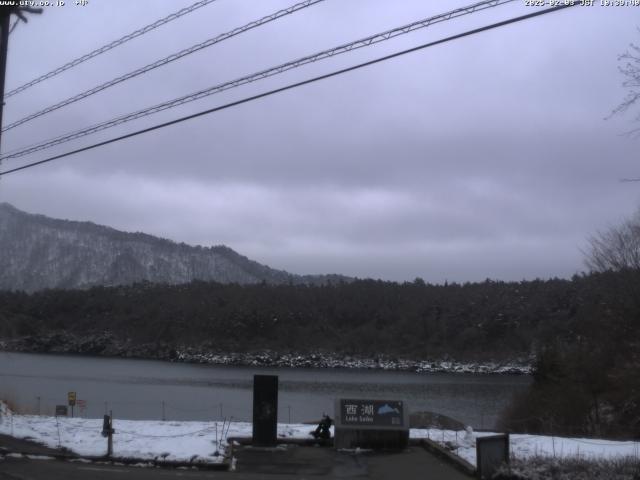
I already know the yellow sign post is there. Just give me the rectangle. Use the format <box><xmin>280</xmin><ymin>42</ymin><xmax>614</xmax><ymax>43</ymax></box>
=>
<box><xmin>68</xmin><ymin>391</ymin><xmax>77</xmax><ymax>417</ymax></box>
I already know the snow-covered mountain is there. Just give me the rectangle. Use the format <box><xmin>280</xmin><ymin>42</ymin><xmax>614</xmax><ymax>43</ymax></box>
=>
<box><xmin>0</xmin><ymin>203</ymin><xmax>348</xmax><ymax>292</ymax></box>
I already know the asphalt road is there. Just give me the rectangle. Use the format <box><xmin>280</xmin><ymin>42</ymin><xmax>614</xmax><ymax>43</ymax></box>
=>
<box><xmin>0</xmin><ymin>446</ymin><xmax>473</xmax><ymax>479</ymax></box>
<box><xmin>0</xmin><ymin>434</ymin><xmax>65</xmax><ymax>456</ymax></box>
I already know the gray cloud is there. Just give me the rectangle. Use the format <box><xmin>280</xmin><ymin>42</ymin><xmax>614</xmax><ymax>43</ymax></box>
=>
<box><xmin>0</xmin><ymin>0</ymin><xmax>638</xmax><ymax>283</ymax></box>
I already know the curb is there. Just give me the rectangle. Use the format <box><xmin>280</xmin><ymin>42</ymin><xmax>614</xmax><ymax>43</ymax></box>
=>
<box><xmin>0</xmin><ymin>449</ymin><xmax>231</xmax><ymax>470</ymax></box>
<box><xmin>227</xmin><ymin>436</ymin><xmax>333</xmax><ymax>447</ymax></box>
<box><xmin>419</xmin><ymin>438</ymin><xmax>477</xmax><ymax>477</ymax></box>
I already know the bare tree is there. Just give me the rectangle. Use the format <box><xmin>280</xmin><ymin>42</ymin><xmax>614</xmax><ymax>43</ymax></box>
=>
<box><xmin>610</xmin><ymin>38</ymin><xmax>640</xmax><ymax>182</ymax></box>
<box><xmin>585</xmin><ymin>210</ymin><xmax>640</xmax><ymax>272</ymax></box>
<box><xmin>610</xmin><ymin>38</ymin><xmax>640</xmax><ymax>136</ymax></box>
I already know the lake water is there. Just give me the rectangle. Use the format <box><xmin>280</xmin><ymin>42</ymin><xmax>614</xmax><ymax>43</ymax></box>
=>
<box><xmin>0</xmin><ymin>351</ymin><xmax>530</xmax><ymax>429</ymax></box>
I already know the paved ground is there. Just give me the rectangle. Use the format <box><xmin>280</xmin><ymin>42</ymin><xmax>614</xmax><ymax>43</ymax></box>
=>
<box><xmin>233</xmin><ymin>444</ymin><xmax>473</xmax><ymax>479</ymax></box>
<box><xmin>0</xmin><ymin>434</ymin><xmax>71</xmax><ymax>456</ymax></box>
<box><xmin>0</xmin><ymin>434</ymin><xmax>473</xmax><ymax>479</ymax></box>
<box><xmin>0</xmin><ymin>458</ymin><xmax>221</xmax><ymax>479</ymax></box>
<box><xmin>0</xmin><ymin>445</ymin><xmax>473</xmax><ymax>479</ymax></box>
<box><xmin>365</xmin><ymin>448</ymin><xmax>473</xmax><ymax>480</ymax></box>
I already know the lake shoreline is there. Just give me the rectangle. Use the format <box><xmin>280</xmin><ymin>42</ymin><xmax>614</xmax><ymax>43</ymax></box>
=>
<box><xmin>1</xmin><ymin>349</ymin><xmax>532</xmax><ymax>427</ymax></box>
<box><xmin>0</xmin><ymin>332</ymin><xmax>533</xmax><ymax>375</ymax></box>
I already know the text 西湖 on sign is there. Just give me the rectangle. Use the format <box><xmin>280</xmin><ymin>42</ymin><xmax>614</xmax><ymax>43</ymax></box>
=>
<box><xmin>340</xmin><ymin>399</ymin><xmax>404</xmax><ymax>427</ymax></box>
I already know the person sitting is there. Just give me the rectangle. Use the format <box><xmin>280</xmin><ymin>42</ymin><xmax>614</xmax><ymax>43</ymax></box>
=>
<box><xmin>312</xmin><ymin>413</ymin><xmax>333</xmax><ymax>439</ymax></box>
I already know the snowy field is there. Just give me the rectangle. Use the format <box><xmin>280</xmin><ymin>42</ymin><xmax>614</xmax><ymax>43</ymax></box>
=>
<box><xmin>1</xmin><ymin>402</ymin><xmax>639</xmax><ymax>466</ymax></box>
<box><xmin>411</xmin><ymin>428</ymin><xmax>640</xmax><ymax>467</ymax></box>
<box><xmin>0</xmin><ymin>401</ymin><xmax>317</xmax><ymax>464</ymax></box>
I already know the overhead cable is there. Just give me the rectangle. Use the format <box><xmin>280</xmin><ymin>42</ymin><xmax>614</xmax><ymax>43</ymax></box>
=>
<box><xmin>0</xmin><ymin>4</ymin><xmax>578</xmax><ymax>178</ymax></box>
<box><xmin>1</xmin><ymin>0</ymin><xmax>516</xmax><ymax>160</ymax></box>
<box><xmin>2</xmin><ymin>0</ymin><xmax>325</xmax><ymax>132</ymax></box>
<box><xmin>4</xmin><ymin>0</ymin><xmax>220</xmax><ymax>99</ymax></box>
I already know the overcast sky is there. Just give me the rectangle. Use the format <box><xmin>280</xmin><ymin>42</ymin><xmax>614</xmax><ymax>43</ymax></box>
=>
<box><xmin>0</xmin><ymin>0</ymin><xmax>638</xmax><ymax>282</ymax></box>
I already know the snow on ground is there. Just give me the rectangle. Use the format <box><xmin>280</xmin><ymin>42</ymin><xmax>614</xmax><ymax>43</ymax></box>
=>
<box><xmin>410</xmin><ymin>428</ymin><xmax>640</xmax><ymax>466</ymax></box>
<box><xmin>176</xmin><ymin>350</ymin><xmax>533</xmax><ymax>374</ymax></box>
<box><xmin>1</xmin><ymin>402</ymin><xmax>639</xmax><ymax>466</ymax></box>
<box><xmin>0</xmin><ymin>402</ymin><xmax>318</xmax><ymax>463</ymax></box>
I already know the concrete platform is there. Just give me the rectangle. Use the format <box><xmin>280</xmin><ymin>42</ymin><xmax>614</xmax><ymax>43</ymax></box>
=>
<box><xmin>233</xmin><ymin>444</ymin><xmax>474</xmax><ymax>479</ymax></box>
<box><xmin>0</xmin><ymin>434</ymin><xmax>474</xmax><ymax>478</ymax></box>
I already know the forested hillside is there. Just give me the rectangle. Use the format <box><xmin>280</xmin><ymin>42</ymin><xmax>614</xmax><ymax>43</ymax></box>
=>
<box><xmin>0</xmin><ymin>274</ymin><xmax>619</xmax><ymax>360</ymax></box>
<box><xmin>499</xmin><ymin>267</ymin><xmax>640</xmax><ymax>438</ymax></box>
<box><xmin>1</xmin><ymin>269</ymin><xmax>639</xmax><ymax>436</ymax></box>
<box><xmin>0</xmin><ymin>203</ymin><xmax>348</xmax><ymax>291</ymax></box>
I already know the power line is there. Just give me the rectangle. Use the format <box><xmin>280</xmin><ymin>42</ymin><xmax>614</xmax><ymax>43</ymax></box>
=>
<box><xmin>2</xmin><ymin>0</ymin><xmax>507</xmax><ymax>137</ymax></box>
<box><xmin>0</xmin><ymin>0</ymin><xmax>516</xmax><ymax>161</ymax></box>
<box><xmin>0</xmin><ymin>3</ymin><xmax>578</xmax><ymax>178</ymax></box>
<box><xmin>4</xmin><ymin>0</ymin><xmax>219</xmax><ymax>99</ymax></box>
<box><xmin>2</xmin><ymin>0</ymin><xmax>325</xmax><ymax>133</ymax></box>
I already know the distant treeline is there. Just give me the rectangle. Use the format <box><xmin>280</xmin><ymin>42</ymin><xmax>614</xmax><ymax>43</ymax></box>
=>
<box><xmin>1</xmin><ymin>271</ymin><xmax>639</xmax><ymax>437</ymax></box>
<box><xmin>0</xmin><ymin>276</ymin><xmax>585</xmax><ymax>359</ymax></box>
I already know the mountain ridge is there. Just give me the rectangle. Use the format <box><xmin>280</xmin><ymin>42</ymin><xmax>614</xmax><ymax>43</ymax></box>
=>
<box><xmin>0</xmin><ymin>202</ymin><xmax>350</xmax><ymax>292</ymax></box>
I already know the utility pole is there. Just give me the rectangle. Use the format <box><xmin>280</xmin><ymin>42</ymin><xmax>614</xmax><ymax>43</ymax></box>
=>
<box><xmin>0</xmin><ymin>8</ymin><xmax>10</xmax><ymax>153</ymax></box>
<box><xmin>0</xmin><ymin>5</ymin><xmax>42</xmax><ymax>155</ymax></box>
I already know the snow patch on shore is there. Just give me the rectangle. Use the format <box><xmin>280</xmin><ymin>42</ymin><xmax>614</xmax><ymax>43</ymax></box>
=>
<box><xmin>176</xmin><ymin>350</ymin><xmax>533</xmax><ymax>375</ymax></box>
<box><xmin>2</xmin><ymin>402</ymin><xmax>639</xmax><ymax>467</ymax></box>
<box><xmin>411</xmin><ymin>428</ymin><xmax>640</xmax><ymax>466</ymax></box>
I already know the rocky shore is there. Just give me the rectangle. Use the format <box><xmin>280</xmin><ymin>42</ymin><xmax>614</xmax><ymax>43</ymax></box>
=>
<box><xmin>0</xmin><ymin>332</ymin><xmax>532</xmax><ymax>375</ymax></box>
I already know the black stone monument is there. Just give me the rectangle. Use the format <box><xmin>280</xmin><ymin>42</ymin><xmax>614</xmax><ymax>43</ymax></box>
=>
<box><xmin>252</xmin><ymin>374</ymin><xmax>278</xmax><ymax>446</ymax></box>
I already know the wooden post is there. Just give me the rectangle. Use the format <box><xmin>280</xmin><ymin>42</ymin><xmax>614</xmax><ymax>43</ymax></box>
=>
<box><xmin>107</xmin><ymin>411</ymin><xmax>113</xmax><ymax>457</ymax></box>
